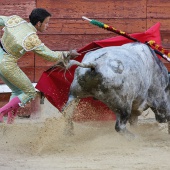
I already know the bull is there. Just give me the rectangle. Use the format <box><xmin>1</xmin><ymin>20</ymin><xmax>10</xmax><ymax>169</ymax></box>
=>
<box><xmin>62</xmin><ymin>42</ymin><xmax>170</xmax><ymax>137</ymax></box>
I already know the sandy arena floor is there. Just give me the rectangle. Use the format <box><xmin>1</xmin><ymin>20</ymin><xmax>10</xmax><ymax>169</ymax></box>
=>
<box><xmin>0</xmin><ymin>102</ymin><xmax>170</xmax><ymax>170</ymax></box>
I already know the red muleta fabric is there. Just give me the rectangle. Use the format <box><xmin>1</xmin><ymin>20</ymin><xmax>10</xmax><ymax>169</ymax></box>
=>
<box><xmin>36</xmin><ymin>23</ymin><xmax>161</xmax><ymax>121</ymax></box>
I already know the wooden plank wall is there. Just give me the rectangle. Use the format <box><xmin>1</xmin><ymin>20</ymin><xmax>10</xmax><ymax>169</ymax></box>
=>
<box><xmin>0</xmin><ymin>0</ymin><xmax>170</xmax><ymax>84</ymax></box>
<box><xmin>0</xmin><ymin>0</ymin><xmax>170</xmax><ymax>106</ymax></box>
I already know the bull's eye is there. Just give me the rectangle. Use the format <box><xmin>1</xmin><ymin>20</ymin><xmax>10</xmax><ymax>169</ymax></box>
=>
<box><xmin>91</xmin><ymin>67</ymin><xmax>95</xmax><ymax>72</ymax></box>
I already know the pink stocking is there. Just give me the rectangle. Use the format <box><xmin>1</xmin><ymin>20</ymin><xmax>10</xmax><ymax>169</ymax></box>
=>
<box><xmin>0</xmin><ymin>97</ymin><xmax>21</xmax><ymax>123</ymax></box>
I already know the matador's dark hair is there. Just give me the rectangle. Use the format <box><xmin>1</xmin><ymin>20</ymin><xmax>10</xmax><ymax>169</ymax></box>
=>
<box><xmin>29</xmin><ymin>8</ymin><xmax>51</xmax><ymax>26</ymax></box>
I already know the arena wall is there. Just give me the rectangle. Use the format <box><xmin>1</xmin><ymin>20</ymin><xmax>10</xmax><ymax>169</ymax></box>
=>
<box><xmin>0</xmin><ymin>0</ymin><xmax>170</xmax><ymax>116</ymax></box>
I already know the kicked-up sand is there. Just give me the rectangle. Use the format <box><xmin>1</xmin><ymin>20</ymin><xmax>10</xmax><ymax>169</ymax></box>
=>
<box><xmin>0</xmin><ymin>100</ymin><xmax>170</xmax><ymax>170</ymax></box>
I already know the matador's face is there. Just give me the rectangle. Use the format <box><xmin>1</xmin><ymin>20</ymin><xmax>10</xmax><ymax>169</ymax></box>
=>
<box><xmin>37</xmin><ymin>16</ymin><xmax>50</xmax><ymax>32</ymax></box>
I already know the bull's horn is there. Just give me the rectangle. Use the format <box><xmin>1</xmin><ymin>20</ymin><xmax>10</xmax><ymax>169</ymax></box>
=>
<box><xmin>66</xmin><ymin>60</ymin><xmax>95</xmax><ymax>69</ymax></box>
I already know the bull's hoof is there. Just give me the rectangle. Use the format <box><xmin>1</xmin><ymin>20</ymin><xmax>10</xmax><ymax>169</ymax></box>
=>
<box><xmin>155</xmin><ymin>115</ymin><xmax>167</xmax><ymax>123</ymax></box>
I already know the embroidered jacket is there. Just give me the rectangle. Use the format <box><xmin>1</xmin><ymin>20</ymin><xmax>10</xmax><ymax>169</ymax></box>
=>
<box><xmin>0</xmin><ymin>15</ymin><xmax>69</xmax><ymax>105</ymax></box>
<box><xmin>0</xmin><ymin>15</ymin><xmax>68</xmax><ymax>62</ymax></box>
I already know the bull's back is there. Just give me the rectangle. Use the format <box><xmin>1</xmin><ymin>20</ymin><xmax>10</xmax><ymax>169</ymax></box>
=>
<box><xmin>82</xmin><ymin>43</ymin><xmax>154</xmax><ymax>87</ymax></box>
<box><xmin>71</xmin><ymin>42</ymin><xmax>168</xmax><ymax>101</ymax></box>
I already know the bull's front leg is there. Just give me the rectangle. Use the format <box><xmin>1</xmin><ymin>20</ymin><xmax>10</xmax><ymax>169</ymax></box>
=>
<box><xmin>62</xmin><ymin>95</ymin><xmax>80</xmax><ymax>136</ymax></box>
<box><xmin>115</xmin><ymin>110</ymin><xmax>135</xmax><ymax>139</ymax></box>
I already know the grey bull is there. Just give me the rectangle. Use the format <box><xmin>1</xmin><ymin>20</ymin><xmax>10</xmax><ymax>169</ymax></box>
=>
<box><xmin>62</xmin><ymin>42</ymin><xmax>170</xmax><ymax>136</ymax></box>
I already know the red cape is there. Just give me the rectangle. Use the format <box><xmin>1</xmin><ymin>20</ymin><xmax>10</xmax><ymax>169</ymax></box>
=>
<box><xmin>36</xmin><ymin>23</ymin><xmax>161</xmax><ymax>121</ymax></box>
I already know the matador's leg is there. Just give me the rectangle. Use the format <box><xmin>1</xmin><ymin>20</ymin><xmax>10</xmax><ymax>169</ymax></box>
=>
<box><xmin>0</xmin><ymin>63</ymin><xmax>36</xmax><ymax>121</ymax></box>
<box><xmin>0</xmin><ymin>73</ymin><xmax>22</xmax><ymax>122</ymax></box>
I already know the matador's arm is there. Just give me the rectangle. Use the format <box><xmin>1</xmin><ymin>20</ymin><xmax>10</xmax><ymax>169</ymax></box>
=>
<box><xmin>34</xmin><ymin>45</ymin><xmax>69</xmax><ymax>63</ymax></box>
<box><xmin>23</xmin><ymin>33</ymin><xmax>69</xmax><ymax>63</ymax></box>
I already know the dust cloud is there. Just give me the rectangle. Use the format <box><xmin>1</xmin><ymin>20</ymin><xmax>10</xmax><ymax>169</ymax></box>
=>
<box><xmin>0</xmin><ymin>102</ymin><xmax>170</xmax><ymax>170</ymax></box>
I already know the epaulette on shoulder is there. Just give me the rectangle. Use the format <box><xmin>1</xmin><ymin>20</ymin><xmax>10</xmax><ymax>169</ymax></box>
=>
<box><xmin>23</xmin><ymin>33</ymin><xmax>42</xmax><ymax>51</ymax></box>
<box><xmin>5</xmin><ymin>15</ymin><xmax>26</xmax><ymax>27</ymax></box>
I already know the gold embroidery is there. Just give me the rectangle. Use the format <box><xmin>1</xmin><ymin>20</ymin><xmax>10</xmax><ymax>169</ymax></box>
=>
<box><xmin>6</xmin><ymin>15</ymin><xmax>25</xmax><ymax>27</ymax></box>
<box><xmin>23</xmin><ymin>33</ymin><xmax>42</xmax><ymax>51</ymax></box>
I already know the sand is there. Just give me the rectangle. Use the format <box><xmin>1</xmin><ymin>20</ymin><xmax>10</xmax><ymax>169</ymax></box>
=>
<box><xmin>0</xmin><ymin>102</ymin><xmax>170</xmax><ymax>170</ymax></box>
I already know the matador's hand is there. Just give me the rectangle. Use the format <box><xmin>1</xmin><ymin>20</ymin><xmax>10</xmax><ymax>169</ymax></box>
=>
<box><xmin>61</xmin><ymin>50</ymin><xmax>81</xmax><ymax>68</ymax></box>
<box><xmin>68</xmin><ymin>49</ymin><xmax>81</xmax><ymax>59</ymax></box>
